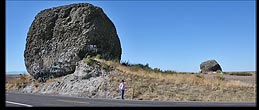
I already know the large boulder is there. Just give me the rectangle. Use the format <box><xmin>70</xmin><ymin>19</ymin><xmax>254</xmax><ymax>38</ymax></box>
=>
<box><xmin>200</xmin><ymin>60</ymin><xmax>222</xmax><ymax>73</ymax></box>
<box><xmin>24</xmin><ymin>3</ymin><xmax>122</xmax><ymax>82</ymax></box>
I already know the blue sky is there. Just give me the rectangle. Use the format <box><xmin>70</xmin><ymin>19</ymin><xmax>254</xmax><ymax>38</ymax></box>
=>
<box><xmin>6</xmin><ymin>0</ymin><xmax>256</xmax><ymax>74</ymax></box>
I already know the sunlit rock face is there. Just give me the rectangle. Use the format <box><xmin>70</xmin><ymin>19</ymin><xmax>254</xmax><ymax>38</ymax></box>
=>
<box><xmin>24</xmin><ymin>3</ymin><xmax>122</xmax><ymax>82</ymax></box>
<box><xmin>200</xmin><ymin>60</ymin><xmax>222</xmax><ymax>73</ymax></box>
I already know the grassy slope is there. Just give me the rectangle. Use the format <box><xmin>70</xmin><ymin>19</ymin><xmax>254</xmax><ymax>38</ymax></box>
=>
<box><xmin>97</xmin><ymin>59</ymin><xmax>256</xmax><ymax>102</ymax></box>
<box><xmin>6</xmin><ymin>58</ymin><xmax>256</xmax><ymax>102</ymax></box>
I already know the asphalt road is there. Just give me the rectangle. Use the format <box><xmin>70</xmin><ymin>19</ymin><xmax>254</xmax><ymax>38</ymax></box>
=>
<box><xmin>6</xmin><ymin>92</ymin><xmax>256</xmax><ymax>107</ymax></box>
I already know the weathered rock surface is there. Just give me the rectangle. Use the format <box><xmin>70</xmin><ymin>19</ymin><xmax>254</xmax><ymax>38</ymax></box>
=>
<box><xmin>200</xmin><ymin>60</ymin><xmax>222</xmax><ymax>73</ymax></box>
<box><xmin>10</xmin><ymin>60</ymin><xmax>119</xmax><ymax>99</ymax></box>
<box><xmin>24</xmin><ymin>3</ymin><xmax>122</xmax><ymax>82</ymax></box>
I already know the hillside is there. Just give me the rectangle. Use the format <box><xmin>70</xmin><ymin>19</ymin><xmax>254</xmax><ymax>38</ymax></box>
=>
<box><xmin>6</xmin><ymin>58</ymin><xmax>256</xmax><ymax>102</ymax></box>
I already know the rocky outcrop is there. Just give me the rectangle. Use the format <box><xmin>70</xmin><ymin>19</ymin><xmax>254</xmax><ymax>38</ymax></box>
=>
<box><xmin>9</xmin><ymin>60</ymin><xmax>118</xmax><ymax>98</ymax></box>
<box><xmin>200</xmin><ymin>60</ymin><xmax>222</xmax><ymax>73</ymax></box>
<box><xmin>24</xmin><ymin>3</ymin><xmax>122</xmax><ymax>82</ymax></box>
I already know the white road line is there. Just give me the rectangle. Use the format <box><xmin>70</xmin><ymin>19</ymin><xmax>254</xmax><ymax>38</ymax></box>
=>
<box><xmin>6</xmin><ymin>101</ymin><xmax>33</xmax><ymax>107</ymax></box>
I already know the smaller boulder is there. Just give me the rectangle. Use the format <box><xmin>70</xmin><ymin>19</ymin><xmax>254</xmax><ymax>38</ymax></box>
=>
<box><xmin>200</xmin><ymin>60</ymin><xmax>222</xmax><ymax>73</ymax></box>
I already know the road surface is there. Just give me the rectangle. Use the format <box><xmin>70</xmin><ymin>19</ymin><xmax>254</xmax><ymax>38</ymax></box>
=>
<box><xmin>6</xmin><ymin>92</ymin><xmax>256</xmax><ymax>107</ymax></box>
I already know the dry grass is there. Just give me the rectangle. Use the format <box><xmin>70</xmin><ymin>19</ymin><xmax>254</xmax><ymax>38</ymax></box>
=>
<box><xmin>5</xmin><ymin>74</ymin><xmax>50</xmax><ymax>89</ymax></box>
<box><xmin>228</xmin><ymin>72</ymin><xmax>253</xmax><ymax>76</ymax></box>
<box><xmin>6</xmin><ymin>58</ymin><xmax>256</xmax><ymax>102</ymax></box>
<box><xmin>45</xmin><ymin>78</ymin><xmax>56</xmax><ymax>83</ymax></box>
<box><xmin>96</xmin><ymin>59</ymin><xmax>256</xmax><ymax>102</ymax></box>
<box><xmin>6</xmin><ymin>74</ymin><xmax>32</xmax><ymax>90</ymax></box>
<box><xmin>33</xmin><ymin>81</ymin><xmax>41</xmax><ymax>88</ymax></box>
<box><xmin>6</xmin><ymin>74</ymin><xmax>57</xmax><ymax>95</ymax></box>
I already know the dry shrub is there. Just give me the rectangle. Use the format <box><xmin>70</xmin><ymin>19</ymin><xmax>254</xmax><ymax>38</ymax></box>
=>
<box><xmin>6</xmin><ymin>83</ymin><xmax>14</xmax><ymax>89</ymax></box>
<box><xmin>33</xmin><ymin>81</ymin><xmax>41</xmax><ymax>88</ymax></box>
<box><xmin>6</xmin><ymin>74</ymin><xmax>32</xmax><ymax>89</ymax></box>
<box><xmin>229</xmin><ymin>72</ymin><xmax>253</xmax><ymax>76</ymax></box>
<box><xmin>46</xmin><ymin>78</ymin><xmax>56</xmax><ymax>83</ymax></box>
<box><xmin>7</xmin><ymin>59</ymin><xmax>254</xmax><ymax>102</ymax></box>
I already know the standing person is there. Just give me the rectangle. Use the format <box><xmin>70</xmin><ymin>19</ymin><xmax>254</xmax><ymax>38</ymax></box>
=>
<box><xmin>119</xmin><ymin>80</ymin><xmax>125</xmax><ymax>100</ymax></box>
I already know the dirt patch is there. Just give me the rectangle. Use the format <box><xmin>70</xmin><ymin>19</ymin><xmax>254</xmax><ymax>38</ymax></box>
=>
<box><xmin>202</xmin><ymin>72</ymin><xmax>256</xmax><ymax>84</ymax></box>
<box><xmin>5</xmin><ymin>74</ymin><xmax>20</xmax><ymax>83</ymax></box>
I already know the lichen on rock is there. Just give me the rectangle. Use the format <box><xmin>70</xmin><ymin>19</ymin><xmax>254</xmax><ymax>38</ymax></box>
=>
<box><xmin>24</xmin><ymin>3</ymin><xmax>122</xmax><ymax>82</ymax></box>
